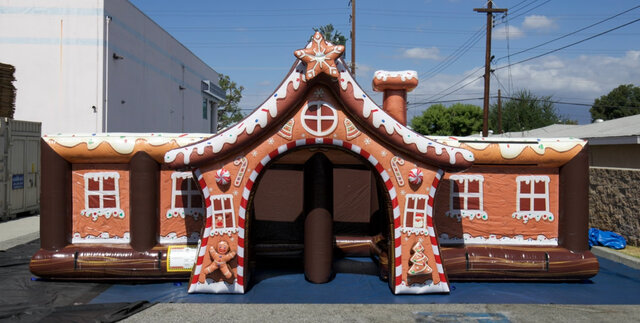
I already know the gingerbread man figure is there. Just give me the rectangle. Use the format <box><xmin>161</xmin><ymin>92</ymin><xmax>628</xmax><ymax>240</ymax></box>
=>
<box><xmin>201</xmin><ymin>240</ymin><xmax>236</xmax><ymax>282</ymax></box>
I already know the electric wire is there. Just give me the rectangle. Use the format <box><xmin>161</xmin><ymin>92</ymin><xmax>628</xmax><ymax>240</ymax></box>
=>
<box><xmin>495</xmin><ymin>4</ymin><xmax>640</xmax><ymax>63</ymax></box>
<box><xmin>495</xmin><ymin>17</ymin><xmax>640</xmax><ymax>71</ymax></box>
<box><xmin>419</xmin><ymin>27</ymin><xmax>485</xmax><ymax>81</ymax></box>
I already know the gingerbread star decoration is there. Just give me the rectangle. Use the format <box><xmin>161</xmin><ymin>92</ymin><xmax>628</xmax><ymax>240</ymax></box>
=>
<box><xmin>294</xmin><ymin>32</ymin><xmax>345</xmax><ymax>80</ymax></box>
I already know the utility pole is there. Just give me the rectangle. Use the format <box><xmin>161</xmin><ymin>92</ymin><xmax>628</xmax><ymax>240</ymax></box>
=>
<box><xmin>497</xmin><ymin>89</ymin><xmax>503</xmax><ymax>134</ymax></box>
<box><xmin>474</xmin><ymin>1</ymin><xmax>506</xmax><ymax>137</ymax></box>
<box><xmin>350</xmin><ymin>0</ymin><xmax>356</xmax><ymax>76</ymax></box>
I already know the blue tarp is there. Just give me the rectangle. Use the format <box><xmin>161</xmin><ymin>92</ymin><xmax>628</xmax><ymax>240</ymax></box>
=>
<box><xmin>90</xmin><ymin>256</ymin><xmax>640</xmax><ymax>305</ymax></box>
<box><xmin>589</xmin><ymin>228</ymin><xmax>627</xmax><ymax>249</ymax></box>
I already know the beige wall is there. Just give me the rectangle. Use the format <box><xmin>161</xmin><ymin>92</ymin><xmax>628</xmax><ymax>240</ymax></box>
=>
<box><xmin>590</xmin><ymin>145</ymin><xmax>640</xmax><ymax>169</ymax></box>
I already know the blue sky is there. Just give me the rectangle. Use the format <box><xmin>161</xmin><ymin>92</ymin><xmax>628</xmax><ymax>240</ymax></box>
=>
<box><xmin>130</xmin><ymin>0</ymin><xmax>640</xmax><ymax>124</ymax></box>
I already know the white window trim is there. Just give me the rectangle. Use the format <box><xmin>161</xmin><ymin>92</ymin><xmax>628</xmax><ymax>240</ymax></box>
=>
<box><xmin>210</xmin><ymin>194</ymin><xmax>238</xmax><ymax>236</ymax></box>
<box><xmin>401</xmin><ymin>194</ymin><xmax>430</xmax><ymax>235</ymax></box>
<box><xmin>166</xmin><ymin>172</ymin><xmax>205</xmax><ymax>220</ymax></box>
<box><xmin>512</xmin><ymin>175</ymin><xmax>554</xmax><ymax>223</ymax></box>
<box><xmin>300</xmin><ymin>101</ymin><xmax>338</xmax><ymax>137</ymax></box>
<box><xmin>445</xmin><ymin>174</ymin><xmax>488</xmax><ymax>221</ymax></box>
<box><xmin>80</xmin><ymin>172</ymin><xmax>125</xmax><ymax>221</ymax></box>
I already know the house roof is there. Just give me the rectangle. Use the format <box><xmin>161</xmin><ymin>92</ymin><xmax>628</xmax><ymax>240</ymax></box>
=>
<box><xmin>42</xmin><ymin>133</ymin><xmax>210</xmax><ymax>163</ymax></box>
<box><xmin>496</xmin><ymin>114</ymin><xmax>640</xmax><ymax>145</ymax></box>
<box><xmin>165</xmin><ymin>38</ymin><xmax>475</xmax><ymax>172</ymax></box>
<box><xmin>430</xmin><ymin>136</ymin><xmax>587</xmax><ymax>167</ymax></box>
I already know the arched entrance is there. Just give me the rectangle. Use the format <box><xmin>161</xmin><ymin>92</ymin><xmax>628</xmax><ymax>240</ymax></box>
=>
<box><xmin>240</xmin><ymin>139</ymin><xmax>399</xmax><ymax>291</ymax></box>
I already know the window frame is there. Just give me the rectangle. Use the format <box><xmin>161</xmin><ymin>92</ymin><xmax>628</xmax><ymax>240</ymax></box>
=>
<box><xmin>512</xmin><ymin>175</ymin><xmax>554</xmax><ymax>223</ymax></box>
<box><xmin>166</xmin><ymin>172</ymin><xmax>205</xmax><ymax>220</ymax></box>
<box><xmin>401</xmin><ymin>194</ymin><xmax>430</xmax><ymax>235</ymax></box>
<box><xmin>80</xmin><ymin>172</ymin><xmax>125</xmax><ymax>221</ymax></box>
<box><xmin>209</xmin><ymin>194</ymin><xmax>238</xmax><ymax>235</ymax></box>
<box><xmin>300</xmin><ymin>101</ymin><xmax>339</xmax><ymax>137</ymax></box>
<box><xmin>445</xmin><ymin>174</ymin><xmax>488</xmax><ymax>222</ymax></box>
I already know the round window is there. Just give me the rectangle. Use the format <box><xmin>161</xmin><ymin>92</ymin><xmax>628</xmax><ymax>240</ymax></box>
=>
<box><xmin>300</xmin><ymin>101</ymin><xmax>338</xmax><ymax>137</ymax></box>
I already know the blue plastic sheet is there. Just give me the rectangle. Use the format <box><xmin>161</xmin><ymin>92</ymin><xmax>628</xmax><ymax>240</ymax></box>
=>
<box><xmin>589</xmin><ymin>228</ymin><xmax>627</xmax><ymax>249</ymax></box>
<box><xmin>90</xmin><ymin>256</ymin><xmax>640</xmax><ymax>305</ymax></box>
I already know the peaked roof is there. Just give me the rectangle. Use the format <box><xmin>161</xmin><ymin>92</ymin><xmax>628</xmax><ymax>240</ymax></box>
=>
<box><xmin>165</xmin><ymin>39</ymin><xmax>474</xmax><ymax>172</ymax></box>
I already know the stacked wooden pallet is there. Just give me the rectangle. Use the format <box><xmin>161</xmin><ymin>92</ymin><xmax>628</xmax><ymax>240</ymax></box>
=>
<box><xmin>0</xmin><ymin>63</ymin><xmax>16</xmax><ymax>118</ymax></box>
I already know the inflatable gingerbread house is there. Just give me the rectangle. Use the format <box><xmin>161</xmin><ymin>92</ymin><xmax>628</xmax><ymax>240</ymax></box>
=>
<box><xmin>30</xmin><ymin>33</ymin><xmax>598</xmax><ymax>294</ymax></box>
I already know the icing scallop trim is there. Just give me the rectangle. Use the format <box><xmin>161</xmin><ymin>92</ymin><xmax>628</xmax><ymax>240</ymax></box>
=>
<box><xmin>430</xmin><ymin>136</ymin><xmax>586</xmax><ymax>160</ymax></box>
<box><xmin>45</xmin><ymin>133</ymin><xmax>210</xmax><ymax>155</ymax></box>
<box><xmin>336</xmin><ymin>60</ymin><xmax>474</xmax><ymax>165</ymax></box>
<box><xmin>374</xmin><ymin>70</ymin><xmax>418</xmax><ymax>81</ymax></box>
<box><xmin>165</xmin><ymin>62</ymin><xmax>306</xmax><ymax>165</ymax></box>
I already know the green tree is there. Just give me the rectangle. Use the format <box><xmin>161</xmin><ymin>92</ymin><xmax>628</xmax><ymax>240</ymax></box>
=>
<box><xmin>590</xmin><ymin>84</ymin><xmax>640</xmax><ymax>121</ymax></box>
<box><xmin>312</xmin><ymin>24</ymin><xmax>347</xmax><ymax>46</ymax></box>
<box><xmin>489</xmin><ymin>90</ymin><xmax>574</xmax><ymax>133</ymax></box>
<box><xmin>410</xmin><ymin>103</ymin><xmax>483</xmax><ymax>136</ymax></box>
<box><xmin>217</xmin><ymin>74</ymin><xmax>244</xmax><ymax>131</ymax></box>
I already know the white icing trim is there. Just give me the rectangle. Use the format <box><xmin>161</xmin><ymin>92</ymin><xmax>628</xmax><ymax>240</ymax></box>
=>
<box><xmin>80</xmin><ymin>208</ymin><xmax>126</xmax><ymax>221</ymax></box>
<box><xmin>72</xmin><ymin>232</ymin><xmax>130</xmax><ymax>244</ymax></box>
<box><xmin>439</xmin><ymin>233</ymin><xmax>558</xmax><ymax>246</ymax></box>
<box><xmin>516</xmin><ymin>175</ymin><xmax>550</xmax><ymax>183</ymax></box>
<box><xmin>171</xmin><ymin>172</ymin><xmax>193</xmax><ymax>180</ymax></box>
<box><xmin>337</xmin><ymin>60</ymin><xmax>474</xmax><ymax>165</ymax></box>
<box><xmin>374</xmin><ymin>70</ymin><xmax>418</xmax><ymax>81</ymax></box>
<box><xmin>85</xmin><ymin>172</ymin><xmax>120</xmax><ymax>180</ymax></box>
<box><xmin>400</xmin><ymin>227</ymin><xmax>428</xmax><ymax>236</ymax></box>
<box><xmin>209</xmin><ymin>228</ymin><xmax>239</xmax><ymax>236</ymax></box>
<box><xmin>512</xmin><ymin>211</ymin><xmax>555</xmax><ymax>223</ymax></box>
<box><xmin>45</xmin><ymin>133</ymin><xmax>210</xmax><ymax>155</ymax></box>
<box><xmin>395</xmin><ymin>280</ymin><xmax>450</xmax><ymax>294</ymax></box>
<box><xmin>450</xmin><ymin>174</ymin><xmax>484</xmax><ymax>183</ymax></box>
<box><xmin>159</xmin><ymin>232</ymin><xmax>201</xmax><ymax>244</ymax></box>
<box><xmin>429</xmin><ymin>135</ymin><xmax>587</xmax><ymax>160</ymax></box>
<box><xmin>166</xmin><ymin>207</ymin><xmax>205</xmax><ymax>220</ymax></box>
<box><xmin>165</xmin><ymin>62</ymin><xmax>306</xmax><ymax>165</ymax></box>
<box><xmin>188</xmin><ymin>279</ymin><xmax>244</xmax><ymax>294</ymax></box>
<box><xmin>445</xmin><ymin>210</ymin><xmax>488</xmax><ymax>221</ymax></box>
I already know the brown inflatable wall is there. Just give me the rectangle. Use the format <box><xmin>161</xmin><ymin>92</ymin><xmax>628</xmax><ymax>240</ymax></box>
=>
<box><xmin>40</xmin><ymin>139</ymin><xmax>72</xmax><ymax>251</ymax></box>
<box><xmin>558</xmin><ymin>144</ymin><xmax>590</xmax><ymax>252</ymax></box>
<box><xmin>129</xmin><ymin>152</ymin><xmax>160</xmax><ymax>252</ymax></box>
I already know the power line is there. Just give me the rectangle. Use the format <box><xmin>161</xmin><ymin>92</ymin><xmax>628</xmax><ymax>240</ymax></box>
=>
<box><xmin>419</xmin><ymin>26</ymin><xmax>485</xmax><ymax>81</ymax></box>
<box><xmin>509</xmin><ymin>0</ymin><xmax>533</xmax><ymax>12</ymax></box>
<box><xmin>495</xmin><ymin>4</ymin><xmax>640</xmax><ymax>63</ymax></box>
<box><xmin>495</xmin><ymin>0</ymin><xmax>551</xmax><ymax>26</ymax></box>
<box><xmin>426</xmin><ymin>74</ymin><xmax>485</xmax><ymax>103</ymax></box>
<box><xmin>495</xmin><ymin>17</ymin><xmax>640</xmax><ymax>71</ymax></box>
<box><xmin>498</xmin><ymin>96</ymin><xmax>640</xmax><ymax>110</ymax></box>
<box><xmin>407</xmin><ymin>97</ymin><xmax>485</xmax><ymax>108</ymax></box>
<box><xmin>405</xmin><ymin>95</ymin><xmax>640</xmax><ymax>112</ymax></box>
<box><xmin>491</xmin><ymin>71</ymin><xmax>509</xmax><ymax>96</ymax></box>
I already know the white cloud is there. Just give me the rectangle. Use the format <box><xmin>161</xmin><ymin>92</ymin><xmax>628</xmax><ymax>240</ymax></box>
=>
<box><xmin>258</xmin><ymin>80</ymin><xmax>271</xmax><ymax>86</ymax></box>
<box><xmin>522</xmin><ymin>15</ymin><xmax>557</xmax><ymax>30</ymax></box>
<box><xmin>403</xmin><ymin>47</ymin><xmax>441</xmax><ymax>60</ymax></box>
<box><xmin>355</xmin><ymin>63</ymin><xmax>373</xmax><ymax>74</ymax></box>
<box><xmin>496</xmin><ymin>51</ymin><xmax>640</xmax><ymax>97</ymax></box>
<box><xmin>492</xmin><ymin>25</ymin><xmax>524</xmax><ymax>40</ymax></box>
<box><xmin>408</xmin><ymin>51</ymin><xmax>640</xmax><ymax>124</ymax></box>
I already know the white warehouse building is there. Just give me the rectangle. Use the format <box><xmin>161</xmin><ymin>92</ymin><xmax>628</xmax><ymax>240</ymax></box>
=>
<box><xmin>0</xmin><ymin>0</ymin><xmax>224</xmax><ymax>134</ymax></box>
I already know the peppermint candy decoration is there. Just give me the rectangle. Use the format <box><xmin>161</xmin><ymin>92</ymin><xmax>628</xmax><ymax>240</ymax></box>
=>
<box><xmin>408</xmin><ymin>168</ymin><xmax>423</xmax><ymax>185</ymax></box>
<box><xmin>215</xmin><ymin>168</ymin><xmax>231</xmax><ymax>185</ymax></box>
